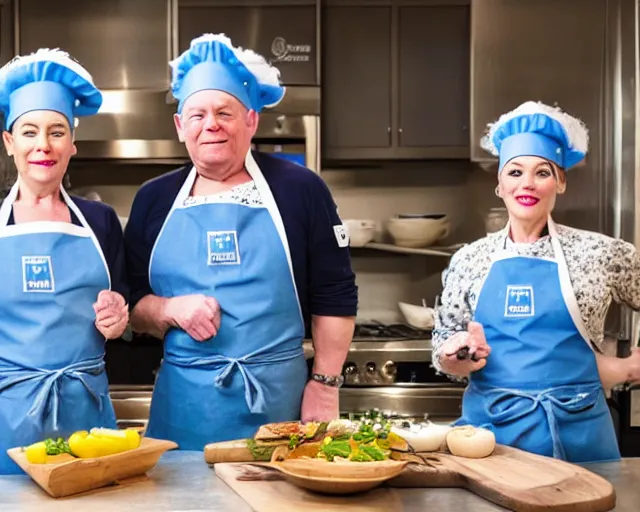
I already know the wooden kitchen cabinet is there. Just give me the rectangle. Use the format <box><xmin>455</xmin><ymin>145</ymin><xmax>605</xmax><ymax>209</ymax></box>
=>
<box><xmin>0</xmin><ymin>1</ymin><xmax>12</xmax><ymax>66</ymax></box>
<box><xmin>322</xmin><ymin>6</ymin><xmax>392</xmax><ymax>154</ymax></box>
<box><xmin>322</xmin><ymin>1</ymin><xmax>470</xmax><ymax>161</ymax></box>
<box><xmin>398</xmin><ymin>6</ymin><xmax>469</xmax><ymax>150</ymax></box>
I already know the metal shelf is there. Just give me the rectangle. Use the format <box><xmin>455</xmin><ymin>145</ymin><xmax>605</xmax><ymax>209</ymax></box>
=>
<box><xmin>352</xmin><ymin>242</ymin><xmax>465</xmax><ymax>257</ymax></box>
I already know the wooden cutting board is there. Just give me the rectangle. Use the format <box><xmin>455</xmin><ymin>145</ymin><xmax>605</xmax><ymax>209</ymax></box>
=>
<box><xmin>211</xmin><ymin>445</ymin><xmax>616</xmax><ymax>512</ymax></box>
<box><xmin>390</xmin><ymin>445</ymin><xmax>616</xmax><ymax>512</ymax></box>
<box><xmin>215</xmin><ymin>463</ymin><xmax>404</xmax><ymax>512</ymax></box>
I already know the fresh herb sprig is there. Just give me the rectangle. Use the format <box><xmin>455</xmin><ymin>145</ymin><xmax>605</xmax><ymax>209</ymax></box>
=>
<box><xmin>44</xmin><ymin>437</ymin><xmax>72</xmax><ymax>455</ymax></box>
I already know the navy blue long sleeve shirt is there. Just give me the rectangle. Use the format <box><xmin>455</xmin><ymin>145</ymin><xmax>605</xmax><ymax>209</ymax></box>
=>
<box><xmin>124</xmin><ymin>152</ymin><xmax>358</xmax><ymax>334</ymax></box>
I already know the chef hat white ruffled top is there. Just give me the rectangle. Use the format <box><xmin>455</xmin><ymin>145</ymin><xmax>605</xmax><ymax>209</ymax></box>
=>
<box><xmin>0</xmin><ymin>48</ymin><xmax>101</xmax><ymax>130</ymax></box>
<box><xmin>170</xmin><ymin>33</ymin><xmax>285</xmax><ymax>113</ymax></box>
<box><xmin>480</xmin><ymin>101</ymin><xmax>589</xmax><ymax>171</ymax></box>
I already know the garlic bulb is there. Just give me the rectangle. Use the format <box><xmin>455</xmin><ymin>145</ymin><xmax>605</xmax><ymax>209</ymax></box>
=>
<box><xmin>446</xmin><ymin>426</ymin><xmax>496</xmax><ymax>458</ymax></box>
<box><xmin>390</xmin><ymin>422</ymin><xmax>452</xmax><ymax>452</ymax></box>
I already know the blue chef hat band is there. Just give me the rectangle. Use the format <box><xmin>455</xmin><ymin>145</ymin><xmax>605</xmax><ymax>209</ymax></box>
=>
<box><xmin>7</xmin><ymin>81</ymin><xmax>75</xmax><ymax>130</ymax></box>
<box><xmin>178</xmin><ymin>61</ymin><xmax>253</xmax><ymax>114</ymax></box>
<box><xmin>171</xmin><ymin>34</ymin><xmax>285</xmax><ymax>114</ymax></box>
<box><xmin>498</xmin><ymin>132</ymin><xmax>564</xmax><ymax>171</ymax></box>
<box><xmin>0</xmin><ymin>49</ymin><xmax>102</xmax><ymax>131</ymax></box>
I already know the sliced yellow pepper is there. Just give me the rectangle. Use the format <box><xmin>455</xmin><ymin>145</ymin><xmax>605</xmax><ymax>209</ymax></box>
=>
<box><xmin>68</xmin><ymin>428</ymin><xmax>141</xmax><ymax>458</ymax></box>
<box><xmin>124</xmin><ymin>429</ymin><xmax>141</xmax><ymax>450</ymax></box>
<box><xmin>68</xmin><ymin>430</ymin><xmax>99</xmax><ymax>458</ymax></box>
<box><xmin>90</xmin><ymin>427</ymin><xmax>141</xmax><ymax>451</ymax></box>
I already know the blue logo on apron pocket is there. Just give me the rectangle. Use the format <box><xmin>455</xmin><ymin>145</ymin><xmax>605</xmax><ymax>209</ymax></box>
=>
<box><xmin>22</xmin><ymin>256</ymin><xmax>55</xmax><ymax>292</ymax></box>
<box><xmin>207</xmin><ymin>231</ymin><xmax>241</xmax><ymax>266</ymax></box>
<box><xmin>504</xmin><ymin>285</ymin><xmax>534</xmax><ymax>317</ymax></box>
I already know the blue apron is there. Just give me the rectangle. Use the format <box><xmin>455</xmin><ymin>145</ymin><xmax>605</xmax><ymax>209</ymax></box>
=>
<box><xmin>147</xmin><ymin>151</ymin><xmax>307</xmax><ymax>450</ymax></box>
<box><xmin>0</xmin><ymin>181</ymin><xmax>117</xmax><ymax>474</ymax></box>
<box><xmin>455</xmin><ymin>219</ymin><xmax>620</xmax><ymax>463</ymax></box>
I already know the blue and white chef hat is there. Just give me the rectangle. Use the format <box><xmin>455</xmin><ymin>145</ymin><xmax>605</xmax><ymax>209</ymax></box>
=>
<box><xmin>480</xmin><ymin>101</ymin><xmax>589</xmax><ymax>172</ymax></box>
<box><xmin>0</xmin><ymin>48</ymin><xmax>102</xmax><ymax>131</ymax></box>
<box><xmin>170</xmin><ymin>33</ymin><xmax>285</xmax><ymax>114</ymax></box>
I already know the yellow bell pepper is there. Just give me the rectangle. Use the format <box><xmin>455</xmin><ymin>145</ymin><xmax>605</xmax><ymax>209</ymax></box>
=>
<box><xmin>24</xmin><ymin>441</ymin><xmax>47</xmax><ymax>464</ymax></box>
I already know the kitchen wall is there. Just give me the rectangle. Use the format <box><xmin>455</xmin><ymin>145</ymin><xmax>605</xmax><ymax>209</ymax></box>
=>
<box><xmin>0</xmin><ymin>141</ymin><xmax>15</xmax><ymax>198</ymax></box>
<box><xmin>320</xmin><ymin>161</ymin><xmax>499</xmax><ymax>322</ymax></box>
<box><xmin>67</xmin><ymin>159</ymin><xmax>500</xmax><ymax>324</ymax></box>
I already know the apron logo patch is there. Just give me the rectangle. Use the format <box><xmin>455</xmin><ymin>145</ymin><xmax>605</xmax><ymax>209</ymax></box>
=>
<box><xmin>333</xmin><ymin>224</ymin><xmax>350</xmax><ymax>248</ymax></box>
<box><xmin>505</xmin><ymin>285</ymin><xmax>534</xmax><ymax>317</ymax></box>
<box><xmin>207</xmin><ymin>231</ymin><xmax>241</xmax><ymax>266</ymax></box>
<box><xmin>22</xmin><ymin>256</ymin><xmax>55</xmax><ymax>293</ymax></box>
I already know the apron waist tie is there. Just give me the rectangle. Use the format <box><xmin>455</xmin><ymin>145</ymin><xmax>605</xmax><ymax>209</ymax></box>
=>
<box><xmin>165</xmin><ymin>346</ymin><xmax>304</xmax><ymax>414</ymax></box>
<box><xmin>473</xmin><ymin>381</ymin><xmax>602</xmax><ymax>460</ymax></box>
<box><xmin>0</xmin><ymin>356</ymin><xmax>106</xmax><ymax>430</ymax></box>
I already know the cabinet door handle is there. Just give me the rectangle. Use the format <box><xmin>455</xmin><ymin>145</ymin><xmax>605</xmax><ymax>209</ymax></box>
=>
<box><xmin>398</xmin><ymin>128</ymin><xmax>403</xmax><ymax>133</ymax></box>
<box><xmin>387</xmin><ymin>126</ymin><xmax>391</xmax><ymax>133</ymax></box>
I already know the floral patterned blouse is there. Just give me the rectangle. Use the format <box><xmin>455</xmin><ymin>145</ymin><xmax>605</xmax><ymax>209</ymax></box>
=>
<box><xmin>432</xmin><ymin>223</ymin><xmax>640</xmax><ymax>375</ymax></box>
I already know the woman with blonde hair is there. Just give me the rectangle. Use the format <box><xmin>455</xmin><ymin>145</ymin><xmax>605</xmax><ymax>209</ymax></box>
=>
<box><xmin>433</xmin><ymin>101</ymin><xmax>640</xmax><ymax>463</ymax></box>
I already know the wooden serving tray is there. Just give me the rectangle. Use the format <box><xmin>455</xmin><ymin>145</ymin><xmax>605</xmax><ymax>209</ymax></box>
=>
<box><xmin>7</xmin><ymin>437</ymin><xmax>178</xmax><ymax>498</ymax></box>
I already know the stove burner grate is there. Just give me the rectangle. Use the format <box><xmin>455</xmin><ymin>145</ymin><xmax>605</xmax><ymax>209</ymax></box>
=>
<box><xmin>353</xmin><ymin>323</ymin><xmax>431</xmax><ymax>341</ymax></box>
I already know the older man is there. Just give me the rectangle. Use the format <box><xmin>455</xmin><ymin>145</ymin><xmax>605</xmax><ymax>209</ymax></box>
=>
<box><xmin>124</xmin><ymin>34</ymin><xmax>357</xmax><ymax>450</ymax></box>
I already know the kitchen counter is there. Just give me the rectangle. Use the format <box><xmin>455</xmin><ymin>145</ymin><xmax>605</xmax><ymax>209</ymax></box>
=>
<box><xmin>0</xmin><ymin>451</ymin><xmax>638</xmax><ymax>511</ymax></box>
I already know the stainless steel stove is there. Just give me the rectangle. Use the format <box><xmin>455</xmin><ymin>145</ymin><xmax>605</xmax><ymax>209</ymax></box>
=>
<box><xmin>353</xmin><ymin>323</ymin><xmax>432</xmax><ymax>342</ymax></box>
<box><xmin>110</xmin><ymin>322</ymin><xmax>465</xmax><ymax>430</ymax></box>
<box><xmin>335</xmin><ymin>322</ymin><xmax>464</xmax><ymax>424</ymax></box>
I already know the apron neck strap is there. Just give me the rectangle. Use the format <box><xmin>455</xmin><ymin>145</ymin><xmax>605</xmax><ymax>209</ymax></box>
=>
<box><xmin>0</xmin><ymin>178</ymin><xmax>89</xmax><ymax>229</ymax></box>
<box><xmin>0</xmin><ymin>179</ymin><xmax>21</xmax><ymax>226</ymax></box>
<box><xmin>500</xmin><ymin>216</ymin><xmax>592</xmax><ymax>350</ymax></box>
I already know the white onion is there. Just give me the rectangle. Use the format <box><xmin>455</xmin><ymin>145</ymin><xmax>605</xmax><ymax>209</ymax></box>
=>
<box><xmin>446</xmin><ymin>426</ymin><xmax>496</xmax><ymax>458</ymax></box>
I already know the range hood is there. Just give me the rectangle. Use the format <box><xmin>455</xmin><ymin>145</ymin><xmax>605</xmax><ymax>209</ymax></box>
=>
<box><xmin>73</xmin><ymin>86</ymin><xmax>320</xmax><ymax>164</ymax></box>
<box><xmin>11</xmin><ymin>0</ymin><xmax>321</xmax><ymax>163</ymax></box>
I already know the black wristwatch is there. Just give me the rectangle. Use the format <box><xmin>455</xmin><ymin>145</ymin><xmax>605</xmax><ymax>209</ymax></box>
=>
<box><xmin>310</xmin><ymin>372</ymin><xmax>344</xmax><ymax>388</ymax></box>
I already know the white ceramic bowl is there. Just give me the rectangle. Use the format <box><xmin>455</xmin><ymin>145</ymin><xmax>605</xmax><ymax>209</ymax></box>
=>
<box><xmin>343</xmin><ymin>219</ymin><xmax>376</xmax><ymax>247</ymax></box>
<box><xmin>387</xmin><ymin>216</ymin><xmax>450</xmax><ymax>248</ymax></box>
<box><xmin>398</xmin><ymin>301</ymin><xmax>435</xmax><ymax>330</ymax></box>
<box><xmin>391</xmin><ymin>422</ymin><xmax>452</xmax><ymax>452</ymax></box>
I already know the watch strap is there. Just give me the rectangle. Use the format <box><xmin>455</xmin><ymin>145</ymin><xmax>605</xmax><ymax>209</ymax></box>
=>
<box><xmin>310</xmin><ymin>372</ymin><xmax>344</xmax><ymax>388</ymax></box>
